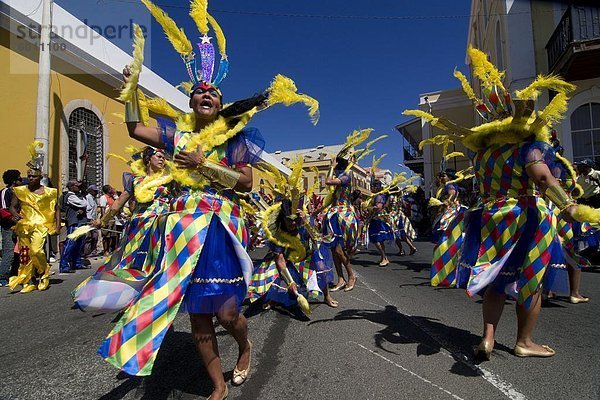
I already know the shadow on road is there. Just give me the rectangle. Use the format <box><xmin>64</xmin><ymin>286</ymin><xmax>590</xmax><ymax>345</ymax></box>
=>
<box><xmin>98</xmin><ymin>327</ymin><xmax>215</xmax><ymax>400</ymax></box>
<box><xmin>309</xmin><ymin>305</ymin><xmax>513</xmax><ymax>377</ymax></box>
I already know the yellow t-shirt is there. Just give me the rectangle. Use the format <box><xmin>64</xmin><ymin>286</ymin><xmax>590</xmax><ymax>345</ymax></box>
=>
<box><xmin>13</xmin><ymin>186</ymin><xmax>57</xmax><ymax>235</ymax></box>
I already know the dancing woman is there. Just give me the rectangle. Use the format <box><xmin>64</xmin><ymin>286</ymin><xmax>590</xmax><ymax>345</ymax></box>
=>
<box><xmin>90</xmin><ymin>2</ymin><xmax>319</xmax><ymax>399</ymax></box>
<box><xmin>406</xmin><ymin>48</ymin><xmax>600</xmax><ymax>360</ymax></box>
<box><xmin>388</xmin><ymin>192</ymin><xmax>418</xmax><ymax>256</ymax></box>
<box><xmin>429</xmin><ymin>169</ymin><xmax>470</xmax><ymax>287</ymax></box>
<box><xmin>367</xmin><ymin>179</ymin><xmax>395</xmax><ymax>267</ymax></box>
<box><xmin>323</xmin><ymin>156</ymin><xmax>358</xmax><ymax>291</ymax></box>
<box><xmin>73</xmin><ymin>147</ymin><xmax>173</xmax><ymax>311</ymax></box>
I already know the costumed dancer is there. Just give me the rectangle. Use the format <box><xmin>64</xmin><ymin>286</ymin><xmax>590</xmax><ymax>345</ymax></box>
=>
<box><xmin>428</xmin><ymin>168</ymin><xmax>471</xmax><ymax>287</ymax></box>
<box><xmin>8</xmin><ymin>142</ymin><xmax>59</xmax><ymax>293</ymax></box>
<box><xmin>388</xmin><ymin>187</ymin><xmax>418</xmax><ymax>256</ymax></box>
<box><xmin>404</xmin><ymin>48</ymin><xmax>600</xmax><ymax>360</ymax></box>
<box><xmin>367</xmin><ymin>178</ymin><xmax>395</xmax><ymax>267</ymax></box>
<box><xmin>90</xmin><ymin>3</ymin><xmax>319</xmax><ymax>399</ymax></box>
<box><xmin>247</xmin><ymin>158</ymin><xmax>337</xmax><ymax>312</ymax></box>
<box><xmin>321</xmin><ymin>129</ymin><xmax>385</xmax><ymax>291</ymax></box>
<box><xmin>545</xmin><ymin>145</ymin><xmax>590</xmax><ymax>304</ymax></box>
<box><xmin>72</xmin><ymin>146</ymin><xmax>173</xmax><ymax>311</ymax></box>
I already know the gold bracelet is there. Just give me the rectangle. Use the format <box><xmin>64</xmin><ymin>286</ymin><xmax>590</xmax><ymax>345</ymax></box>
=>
<box><xmin>125</xmin><ymin>90</ymin><xmax>140</xmax><ymax>123</ymax></box>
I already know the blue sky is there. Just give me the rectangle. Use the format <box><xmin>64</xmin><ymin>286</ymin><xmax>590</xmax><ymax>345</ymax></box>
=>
<box><xmin>58</xmin><ymin>0</ymin><xmax>471</xmax><ymax>173</ymax></box>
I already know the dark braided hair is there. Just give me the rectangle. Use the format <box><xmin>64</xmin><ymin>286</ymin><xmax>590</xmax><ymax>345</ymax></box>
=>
<box><xmin>220</xmin><ymin>93</ymin><xmax>268</xmax><ymax>122</ymax></box>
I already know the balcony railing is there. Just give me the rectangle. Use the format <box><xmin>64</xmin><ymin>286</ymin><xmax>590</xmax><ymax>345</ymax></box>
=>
<box><xmin>397</xmin><ymin>127</ymin><xmax>422</xmax><ymax>161</ymax></box>
<box><xmin>547</xmin><ymin>5</ymin><xmax>600</xmax><ymax>74</ymax></box>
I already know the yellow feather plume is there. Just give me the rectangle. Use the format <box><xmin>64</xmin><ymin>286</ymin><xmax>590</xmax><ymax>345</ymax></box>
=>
<box><xmin>429</xmin><ymin>197</ymin><xmax>444</xmax><ymax>207</ymax></box>
<box><xmin>538</xmin><ymin>92</ymin><xmax>569</xmax><ymax>126</ymax></box>
<box><xmin>266</xmin><ymin>74</ymin><xmax>320</xmax><ymax>125</ymax></box>
<box><xmin>468</xmin><ymin>47</ymin><xmax>505</xmax><ymax>91</ymax></box>
<box><xmin>134</xmin><ymin>172</ymin><xmax>173</xmax><ymax>203</ymax></box>
<box><xmin>403</xmin><ymin>110</ymin><xmax>442</xmax><ymax>129</ymax></box>
<box><xmin>177</xmin><ymin>81</ymin><xmax>195</xmax><ymax>94</ymax></box>
<box><xmin>515</xmin><ymin>75</ymin><xmax>576</xmax><ymax>100</ymax></box>
<box><xmin>145</xmin><ymin>97</ymin><xmax>181</xmax><ymax>119</ymax></box>
<box><xmin>288</xmin><ymin>156</ymin><xmax>305</xmax><ymax>188</ymax></box>
<box><xmin>106</xmin><ymin>153</ymin><xmax>130</xmax><ymax>164</ymax></box>
<box><xmin>371</xmin><ymin>154</ymin><xmax>386</xmax><ymax>171</ymax></box>
<box><xmin>445</xmin><ymin>151</ymin><xmax>464</xmax><ymax>159</ymax></box>
<box><xmin>137</xmin><ymin>89</ymin><xmax>150</xmax><ymax>126</ymax></box>
<box><xmin>453</xmin><ymin>69</ymin><xmax>480</xmax><ymax>103</ymax></box>
<box><xmin>119</xmin><ymin>24</ymin><xmax>145</xmax><ymax>102</ymax></box>
<box><xmin>189</xmin><ymin>0</ymin><xmax>209</xmax><ymax>34</ymax></box>
<box><xmin>67</xmin><ymin>225</ymin><xmax>95</xmax><ymax>240</ymax></box>
<box><xmin>141</xmin><ymin>0</ymin><xmax>193</xmax><ymax>57</ymax></box>
<box><xmin>261</xmin><ymin>203</ymin><xmax>306</xmax><ymax>263</ymax></box>
<box><xmin>419</xmin><ymin>135</ymin><xmax>454</xmax><ymax>156</ymax></box>
<box><xmin>573</xmin><ymin>204</ymin><xmax>600</xmax><ymax>224</ymax></box>
<box><xmin>207</xmin><ymin>14</ymin><xmax>227</xmax><ymax>55</ymax></box>
<box><xmin>28</xmin><ymin>140</ymin><xmax>43</xmax><ymax>159</ymax></box>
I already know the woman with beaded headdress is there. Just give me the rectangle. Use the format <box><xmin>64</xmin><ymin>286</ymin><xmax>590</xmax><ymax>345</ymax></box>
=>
<box><xmin>7</xmin><ymin>142</ymin><xmax>59</xmax><ymax>293</ymax></box>
<box><xmin>405</xmin><ymin>48</ymin><xmax>600</xmax><ymax>360</ymax></box>
<box><xmin>321</xmin><ymin>130</ymin><xmax>384</xmax><ymax>291</ymax></box>
<box><xmin>90</xmin><ymin>2</ymin><xmax>319</xmax><ymax>398</ymax></box>
<box><xmin>72</xmin><ymin>146</ymin><xmax>173</xmax><ymax>311</ymax></box>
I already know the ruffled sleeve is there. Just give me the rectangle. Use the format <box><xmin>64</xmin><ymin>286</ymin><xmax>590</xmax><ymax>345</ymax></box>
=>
<box><xmin>122</xmin><ymin>172</ymin><xmax>134</xmax><ymax>195</ymax></box>
<box><xmin>226</xmin><ymin>127</ymin><xmax>266</xmax><ymax>168</ymax></box>
<box><xmin>268</xmin><ymin>240</ymin><xmax>286</xmax><ymax>254</ymax></box>
<box><xmin>158</xmin><ymin>120</ymin><xmax>177</xmax><ymax>156</ymax></box>
<box><xmin>337</xmin><ymin>171</ymin><xmax>352</xmax><ymax>187</ymax></box>
<box><xmin>520</xmin><ymin>140</ymin><xmax>555</xmax><ymax>168</ymax></box>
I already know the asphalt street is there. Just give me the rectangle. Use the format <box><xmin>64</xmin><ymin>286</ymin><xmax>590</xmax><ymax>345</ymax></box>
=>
<box><xmin>0</xmin><ymin>241</ymin><xmax>599</xmax><ymax>400</ymax></box>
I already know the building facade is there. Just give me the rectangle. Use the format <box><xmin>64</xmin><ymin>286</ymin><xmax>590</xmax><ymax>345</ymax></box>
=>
<box><xmin>467</xmin><ymin>0</ymin><xmax>600</xmax><ymax>164</ymax></box>
<box><xmin>0</xmin><ymin>0</ymin><xmax>287</xmax><ymax>191</ymax></box>
<box><xmin>271</xmin><ymin>144</ymin><xmax>372</xmax><ymax>198</ymax></box>
<box><xmin>397</xmin><ymin>88</ymin><xmax>475</xmax><ymax>196</ymax></box>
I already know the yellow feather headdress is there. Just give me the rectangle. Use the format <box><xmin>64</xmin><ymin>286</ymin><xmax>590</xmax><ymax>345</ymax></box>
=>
<box><xmin>404</xmin><ymin>48</ymin><xmax>576</xmax><ymax>152</ymax></box>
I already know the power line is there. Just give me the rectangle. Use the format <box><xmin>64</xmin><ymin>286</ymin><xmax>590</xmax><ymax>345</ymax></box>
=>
<box><xmin>97</xmin><ymin>0</ymin><xmax>559</xmax><ymax>21</ymax></box>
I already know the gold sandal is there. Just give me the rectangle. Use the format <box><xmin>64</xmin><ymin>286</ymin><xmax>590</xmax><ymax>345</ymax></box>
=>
<box><xmin>232</xmin><ymin>341</ymin><xmax>252</xmax><ymax>386</ymax></box>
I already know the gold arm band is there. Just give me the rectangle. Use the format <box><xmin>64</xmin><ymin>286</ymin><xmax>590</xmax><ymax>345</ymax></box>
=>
<box><xmin>125</xmin><ymin>90</ymin><xmax>141</xmax><ymax>123</ymax></box>
<box><xmin>199</xmin><ymin>160</ymin><xmax>242</xmax><ymax>189</ymax></box>
<box><xmin>279</xmin><ymin>267</ymin><xmax>295</xmax><ymax>287</ymax></box>
<box><xmin>100</xmin><ymin>208</ymin><xmax>118</xmax><ymax>228</ymax></box>
<box><xmin>544</xmin><ymin>183</ymin><xmax>575</xmax><ymax>213</ymax></box>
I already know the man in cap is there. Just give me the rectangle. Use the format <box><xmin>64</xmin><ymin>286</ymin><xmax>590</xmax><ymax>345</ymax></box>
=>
<box><xmin>575</xmin><ymin>159</ymin><xmax>600</xmax><ymax>208</ymax></box>
<box><xmin>59</xmin><ymin>180</ymin><xmax>88</xmax><ymax>273</ymax></box>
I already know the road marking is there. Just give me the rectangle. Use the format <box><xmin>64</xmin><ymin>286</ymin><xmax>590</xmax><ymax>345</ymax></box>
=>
<box><xmin>351</xmin><ymin>341</ymin><xmax>465</xmax><ymax>400</ymax></box>
<box><xmin>353</xmin><ymin>274</ymin><xmax>528</xmax><ymax>400</ymax></box>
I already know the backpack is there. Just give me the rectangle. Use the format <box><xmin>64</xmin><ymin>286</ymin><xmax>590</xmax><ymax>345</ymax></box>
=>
<box><xmin>0</xmin><ymin>188</ymin><xmax>14</xmax><ymax>228</ymax></box>
<box><xmin>60</xmin><ymin>192</ymin><xmax>72</xmax><ymax>223</ymax></box>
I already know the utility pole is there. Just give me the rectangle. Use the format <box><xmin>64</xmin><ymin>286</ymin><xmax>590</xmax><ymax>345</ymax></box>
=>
<box><xmin>34</xmin><ymin>0</ymin><xmax>53</xmax><ymax>175</ymax></box>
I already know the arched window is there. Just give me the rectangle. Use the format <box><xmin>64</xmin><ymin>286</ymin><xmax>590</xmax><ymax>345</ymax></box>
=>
<box><xmin>571</xmin><ymin>103</ymin><xmax>600</xmax><ymax>164</ymax></box>
<box><xmin>68</xmin><ymin>107</ymin><xmax>104</xmax><ymax>188</ymax></box>
<box><xmin>495</xmin><ymin>21</ymin><xmax>504</xmax><ymax>70</ymax></box>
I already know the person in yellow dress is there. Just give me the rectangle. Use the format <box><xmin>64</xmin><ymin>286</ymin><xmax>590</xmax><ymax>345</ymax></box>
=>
<box><xmin>8</xmin><ymin>158</ymin><xmax>59</xmax><ymax>293</ymax></box>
